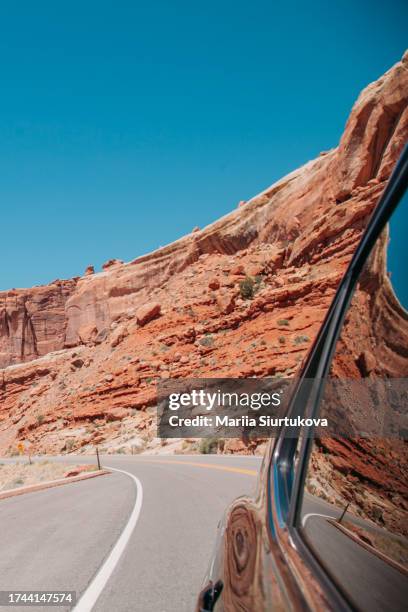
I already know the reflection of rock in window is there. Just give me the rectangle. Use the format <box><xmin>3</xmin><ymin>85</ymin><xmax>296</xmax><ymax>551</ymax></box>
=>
<box><xmin>301</xmin><ymin>215</ymin><xmax>408</xmax><ymax>602</ymax></box>
<box><xmin>331</xmin><ymin>228</ymin><xmax>408</xmax><ymax>380</ymax></box>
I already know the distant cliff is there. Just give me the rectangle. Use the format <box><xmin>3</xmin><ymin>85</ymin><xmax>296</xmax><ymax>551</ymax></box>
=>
<box><xmin>0</xmin><ymin>281</ymin><xmax>77</xmax><ymax>368</ymax></box>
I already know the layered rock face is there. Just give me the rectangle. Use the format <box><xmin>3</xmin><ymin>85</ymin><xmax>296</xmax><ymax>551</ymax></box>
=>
<box><xmin>0</xmin><ymin>281</ymin><xmax>77</xmax><ymax>369</ymax></box>
<box><xmin>0</xmin><ymin>53</ymin><xmax>407</xmax><ymax>456</ymax></box>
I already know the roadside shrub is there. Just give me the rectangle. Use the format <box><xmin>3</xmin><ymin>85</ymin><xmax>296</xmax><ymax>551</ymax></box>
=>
<box><xmin>131</xmin><ymin>443</ymin><xmax>145</xmax><ymax>455</ymax></box>
<box><xmin>199</xmin><ymin>437</ymin><xmax>219</xmax><ymax>454</ymax></box>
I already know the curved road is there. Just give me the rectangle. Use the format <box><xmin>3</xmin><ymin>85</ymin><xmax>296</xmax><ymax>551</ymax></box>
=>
<box><xmin>0</xmin><ymin>454</ymin><xmax>261</xmax><ymax>612</ymax></box>
<box><xmin>2</xmin><ymin>454</ymin><xmax>406</xmax><ymax>612</ymax></box>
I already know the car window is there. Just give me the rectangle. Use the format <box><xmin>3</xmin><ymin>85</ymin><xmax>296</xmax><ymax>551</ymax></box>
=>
<box><xmin>297</xmin><ymin>195</ymin><xmax>408</xmax><ymax>612</ymax></box>
<box><xmin>388</xmin><ymin>204</ymin><xmax>408</xmax><ymax>310</ymax></box>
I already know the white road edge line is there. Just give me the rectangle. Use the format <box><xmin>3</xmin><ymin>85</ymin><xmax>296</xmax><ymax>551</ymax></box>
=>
<box><xmin>73</xmin><ymin>466</ymin><xmax>143</xmax><ymax>612</ymax></box>
<box><xmin>301</xmin><ymin>512</ymin><xmax>333</xmax><ymax>528</ymax></box>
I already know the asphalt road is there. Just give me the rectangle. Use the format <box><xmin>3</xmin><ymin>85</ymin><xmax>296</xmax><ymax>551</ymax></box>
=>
<box><xmin>302</xmin><ymin>493</ymin><xmax>408</xmax><ymax>612</ymax></box>
<box><xmin>1</xmin><ymin>454</ymin><xmax>406</xmax><ymax>612</ymax></box>
<box><xmin>0</xmin><ymin>455</ymin><xmax>260</xmax><ymax>612</ymax></box>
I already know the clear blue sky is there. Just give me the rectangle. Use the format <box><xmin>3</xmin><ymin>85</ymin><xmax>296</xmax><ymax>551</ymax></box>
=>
<box><xmin>1</xmin><ymin>0</ymin><xmax>407</xmax><ymax>291</ymax></box>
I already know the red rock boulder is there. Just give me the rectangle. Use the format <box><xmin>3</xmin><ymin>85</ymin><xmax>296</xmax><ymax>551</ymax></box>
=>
<box><xmin>136</xmin><ymin>302</ymin><xmax>161</xmax><ymax>326</ymax></box>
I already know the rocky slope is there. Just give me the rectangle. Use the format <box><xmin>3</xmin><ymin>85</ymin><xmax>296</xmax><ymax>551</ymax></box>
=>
<box><xmin>0</xmin><ymin>53</ymin><xmax>407</xmax><ymax>456</ymax></box>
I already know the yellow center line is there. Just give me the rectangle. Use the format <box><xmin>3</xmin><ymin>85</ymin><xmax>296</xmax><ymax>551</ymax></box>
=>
<box><xmin>134</xmin><ymin>458</ymin><xmax>258</xmax><ymax>477</ymax></box>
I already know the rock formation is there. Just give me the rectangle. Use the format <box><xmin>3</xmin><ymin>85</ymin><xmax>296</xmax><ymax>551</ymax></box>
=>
<box><xmin>0</xmin><ymin>53</ymin><xmax>407</xmax><ymax>456</ymax></box>
<box><xmin>0</xmin><ymin>280</ymin><xmax>77</xmax><ymax>369</ymax></box>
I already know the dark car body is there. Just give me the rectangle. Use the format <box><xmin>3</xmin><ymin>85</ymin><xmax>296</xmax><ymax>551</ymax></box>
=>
<box><xmin>196</xmin><ymin>145</ymin><xmax>408</xmax><ymax>612</ymax></box>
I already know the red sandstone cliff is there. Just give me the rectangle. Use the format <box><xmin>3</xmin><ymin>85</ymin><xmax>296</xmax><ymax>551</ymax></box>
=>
<box><xmin>0</xmin><ymin>53</ymin><xmax>407</xmax><ymax>456</ymax></box>
<box><xmin>0</xmin><ymin>281</ymin><xmax>77</xmax><ymax>369</ymax></box>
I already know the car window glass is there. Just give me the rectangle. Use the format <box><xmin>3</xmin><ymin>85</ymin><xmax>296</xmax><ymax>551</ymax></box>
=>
<box><xmin>298</xmin><ymin>195</ymin><xmax>408</xmax><ymax>612</ymax></box>
<box><xmin>388</xmin><ymin>201</ymin><xmax>408</xmax><ymax>310</ymax></box>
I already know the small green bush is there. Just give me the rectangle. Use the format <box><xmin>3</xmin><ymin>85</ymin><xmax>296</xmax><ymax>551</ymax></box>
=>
<box><xmin>199</xmin><ymin>438</ymin><xmax>219</xmax><ymax>454</ymax></box>
<box><xmin>65</xmin><ymin>439</ymin><xmax>75</xmax><ymax>451</ymax></box>
<box><xmin>294</xmin><ymin>335</ymin><xmax>310</xmax><ymax>345</ymax></box>
<box><xmin>199</xmin><ymin>335</ymin><xmax>214</xmax><ymax>347</ymax></box>
<box><xmin>36</xmin><ymin>414</ymin><xmax>44</xmax><ymax>425</ymax></box>
<box><xmin>278</xmin><ymin>336</ymin><xmax>286</xmax><ymax>345</ymax></box>
<box><xmin>277</xmin><ymin>319</ymin><xmax>289</xmax><ymax>326</ymax></box>
<box><xmin>239</xmin><ymin>276</ymin><xmax>255</xmax><ymax>299</ymax></box>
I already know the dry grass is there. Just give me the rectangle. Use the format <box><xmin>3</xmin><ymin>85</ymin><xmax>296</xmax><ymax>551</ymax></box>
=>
<box><xmin>0</xmin><ymin>461</ymin><xmax>95</xmax><ymax>492</ymax></box>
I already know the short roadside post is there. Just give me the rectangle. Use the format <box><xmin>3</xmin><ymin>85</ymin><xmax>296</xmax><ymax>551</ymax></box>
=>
<box><xmin>338</xmin><ymin>502</ymin><xmax>350</xmax><ymax>524</ymax></box>
<box><xmin>96</xmin><ymin>446</ymin><xmax>101</xmax><ymax>470</ymax></box>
